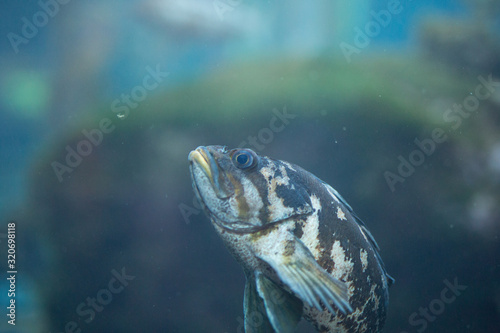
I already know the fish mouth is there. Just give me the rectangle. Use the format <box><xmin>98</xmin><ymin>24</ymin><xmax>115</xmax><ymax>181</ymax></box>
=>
<box><xmin>188</xmin><ymin>146</ymin><xmax>232</xmax><ymax>199</ymax></box>
<box><xmin>188</xmin><ymin>147</ymin><xmax>213</xmax><ymax>182</ymax></box>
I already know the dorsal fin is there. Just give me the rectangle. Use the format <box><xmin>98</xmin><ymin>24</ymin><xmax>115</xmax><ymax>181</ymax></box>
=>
<box><xmin>323</xmin><ymin>180</ymin><xmax>395</xmax><ymax>287</ymax></box>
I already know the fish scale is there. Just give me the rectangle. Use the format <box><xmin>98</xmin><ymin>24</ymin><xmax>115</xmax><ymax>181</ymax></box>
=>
<box><xmin>189</xmin><ymin>145</ymin><xmax>393</xmax><ymax>332</ymax></box>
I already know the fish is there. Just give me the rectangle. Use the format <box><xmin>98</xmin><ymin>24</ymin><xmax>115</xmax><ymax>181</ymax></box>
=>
<box><xmin>188</xmin><ymin>145</ymin><xmax>394</xmax><ymax>333</ymax></box>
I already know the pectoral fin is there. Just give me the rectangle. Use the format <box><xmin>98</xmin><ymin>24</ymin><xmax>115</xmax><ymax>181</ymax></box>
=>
<box><xmin>255</xmin><ymin>272</ymin><xmax>303</xmax><ymax>333</ymax></box>
<box><xmin>257</xmin><ymin>238</ymin><xmax>352</xmax><ymax>315</ymax></box>
<box><xmin>244</xmin><ymin>272</ymin><xmax>303</xmax><ymax>333</ymax></box>
<box><xmin>244</xmin><ymin>273</ymin><xmax>274</xmax><ymax>333</ymax></box>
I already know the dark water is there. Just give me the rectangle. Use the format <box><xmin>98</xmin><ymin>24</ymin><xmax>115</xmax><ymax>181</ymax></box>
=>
<box><xmin>0</xmin><ymin>0</ymin><xmax>499</xmax><ymax>332</ymax></box>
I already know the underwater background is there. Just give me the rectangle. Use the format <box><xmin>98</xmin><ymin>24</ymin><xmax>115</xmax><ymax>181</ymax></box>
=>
<box><xmin>0</xmin><ymin>0</ymin><xmax>499</xmax><ymax>332</ymax></box>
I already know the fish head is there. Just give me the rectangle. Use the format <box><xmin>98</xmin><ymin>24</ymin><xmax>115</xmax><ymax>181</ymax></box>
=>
<box><xmin>188</xmin><ymin>145</ymin><xmax>313</xmax><ymax>233</ymax></box>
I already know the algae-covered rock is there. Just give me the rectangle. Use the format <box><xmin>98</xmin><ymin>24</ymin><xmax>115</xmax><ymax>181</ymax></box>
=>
<box><xmin>28</xmin><ymin>54</ymin><xmax>500</xmax><ymax>332</ymax></box>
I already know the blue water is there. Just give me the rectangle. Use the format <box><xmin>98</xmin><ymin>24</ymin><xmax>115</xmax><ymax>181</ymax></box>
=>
<box><xmin>0</xmin><ymin>1</ymin><xmax>499</xmax><ymax>332</ymax></box>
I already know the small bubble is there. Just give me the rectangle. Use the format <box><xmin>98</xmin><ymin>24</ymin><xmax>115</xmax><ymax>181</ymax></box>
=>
<box><xmin>342</xmin><ymin>126</ymin><xmax>347</xmax><ymax>131</ymax></box>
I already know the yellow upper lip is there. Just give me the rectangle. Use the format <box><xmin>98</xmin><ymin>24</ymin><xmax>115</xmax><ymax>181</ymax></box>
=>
<box><xmin>188</xmin><ymin>148</ymin><xmax>213</xmax><ymax>181</ymax></box>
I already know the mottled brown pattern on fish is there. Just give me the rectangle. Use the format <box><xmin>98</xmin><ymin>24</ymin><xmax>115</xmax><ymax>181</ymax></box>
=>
<box><xmin>293</xmin><ymin>219</ymin><xmax>304</xmax><ymax>239</ymax></box>
<box><xmin>282</xmin><ymin>238</ymin><xmax>296</xmax><ymax>257</ymax></box>
<box><xmin>189</xmin><ymin>146</ymin><xmax>392</xmax><ymax>333</ymax></box>
<box><xmin>228</xmin><ymin>173</ymin><xmax>249</xmax><ymax>218</ymax></box>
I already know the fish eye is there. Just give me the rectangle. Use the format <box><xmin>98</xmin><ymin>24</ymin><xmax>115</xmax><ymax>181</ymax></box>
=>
<box><xmin>232</xmin><ymin>149</ymin><xmax>257</xmax><ymax>169</ymax></box>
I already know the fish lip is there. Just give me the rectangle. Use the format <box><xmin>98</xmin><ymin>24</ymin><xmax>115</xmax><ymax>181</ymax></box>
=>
<box><xmin>188</xmin><ymin>147</ymin><xmax>213</xmax><ymax>180</ymax></box>
<box><xmin>188</xmin><ymin>146</ymin><xmax>231</xmax><ymax>199</ymax></box>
